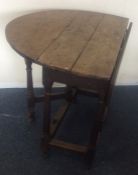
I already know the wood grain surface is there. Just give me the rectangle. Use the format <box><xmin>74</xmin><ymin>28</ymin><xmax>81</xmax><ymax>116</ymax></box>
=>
<box><xmin>6</xmin><ymin>10</ymin><xmax>128</xmax><ymax>79</ymax></box>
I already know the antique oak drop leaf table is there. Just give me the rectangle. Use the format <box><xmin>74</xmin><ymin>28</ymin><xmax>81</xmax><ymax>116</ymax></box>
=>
<box><xmin>6</xmin><ymin>10</ymin><xmax>132</xmax><ymax>165</ymax></box>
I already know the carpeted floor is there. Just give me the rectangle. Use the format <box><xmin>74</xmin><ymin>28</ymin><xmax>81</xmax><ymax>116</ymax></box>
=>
<box><xmin>0</xmin><ymin>86</ymin><xmax>138</xmax><ymax>175</ymax></box>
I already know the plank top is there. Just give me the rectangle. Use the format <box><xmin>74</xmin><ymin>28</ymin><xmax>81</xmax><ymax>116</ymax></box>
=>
<box><xmin>6</xmin><ymin>10</ymin><xmax>128</xmax><ymax>79</ymax></box>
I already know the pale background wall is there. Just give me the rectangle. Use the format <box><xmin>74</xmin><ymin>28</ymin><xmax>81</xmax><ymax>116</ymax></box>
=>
<box><xmin>0</xmin><ymin>0</ymin><xmax>138</xmax><ymax>88</ymax></box>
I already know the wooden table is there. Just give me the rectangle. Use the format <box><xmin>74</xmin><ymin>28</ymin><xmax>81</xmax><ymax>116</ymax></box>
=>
<box><xmin>6</xmin><ymin>10</ymin><xmax>132</xmax><ymax>165</ymax></box>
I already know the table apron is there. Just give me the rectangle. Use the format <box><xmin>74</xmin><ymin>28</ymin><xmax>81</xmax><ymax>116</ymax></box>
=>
<box><xmin>43</xmin><ymin>67</ymin><xmax>109</xmax><ymax>95</ymax></box>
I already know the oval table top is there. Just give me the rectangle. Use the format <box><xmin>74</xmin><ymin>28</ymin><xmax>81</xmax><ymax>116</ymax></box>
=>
<box><xmin>6</xmin><ymin>10</ymin><xmax>128</xmax><ymax>80</ymax></box>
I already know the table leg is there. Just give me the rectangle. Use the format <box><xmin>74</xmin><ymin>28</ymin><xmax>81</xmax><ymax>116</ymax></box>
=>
<box><xmin>85</xmin><ymin>93</ymin><xmax>107</xmax><ymax>167</ymax></box>
<box><xmin>41</xmin><ymin>79</ymin><xmax>53</xmax><ymax>153</ymax></box>
<box><xmin>24</xmin><ymin>58</ymin><xmax>35</xmax><ymax>122</ymax></box>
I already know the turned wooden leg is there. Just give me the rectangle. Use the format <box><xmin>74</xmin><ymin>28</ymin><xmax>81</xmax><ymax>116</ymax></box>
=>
<box><xmin>85</xmin><ymin>94</ymin><xmax>107</xmax><ymax>168</ymax></box>
<box><xmin>41</xmin><ymin>79</ymin><xmax>53</xmax><ymax>153</ymax></box>
<box><xmin>24</xmin><ymin>58</ymin><xmax>35</xmax><ymax>122</ymax></box>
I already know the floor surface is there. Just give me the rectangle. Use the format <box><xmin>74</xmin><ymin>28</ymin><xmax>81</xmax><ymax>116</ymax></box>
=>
<box><xmin>0</xmin><ymin>86</ymin><xmax>138</xmax><ymax>175</ymax></box>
